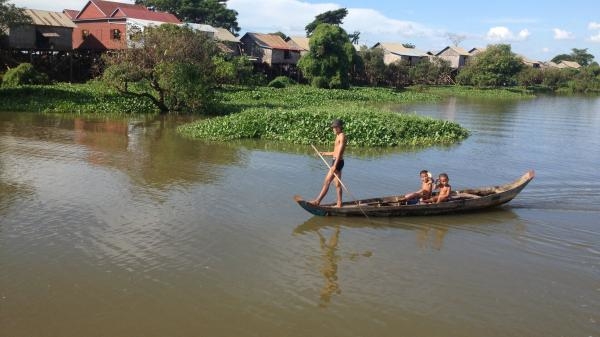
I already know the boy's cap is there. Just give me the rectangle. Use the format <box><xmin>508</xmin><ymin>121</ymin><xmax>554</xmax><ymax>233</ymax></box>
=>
<box><xmin>330</xmin><ymin>119</ymin><xmax>343</xmax><ymax>127</ymax></box>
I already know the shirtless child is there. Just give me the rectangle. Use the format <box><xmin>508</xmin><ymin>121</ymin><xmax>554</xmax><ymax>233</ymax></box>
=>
<box><xmin>404</xmin><ymin>170</ymin><xmax>434</xmax><ymax>202</ymax></box>
<box><xmin>422</xmin><ymin>173</ymin><xmax>451</xmax><ymax>204</ymax></box>
<box><xmin>310</xmin><ymin>119</ymin><xmax>347</xmax><ymax>207</ymax></box>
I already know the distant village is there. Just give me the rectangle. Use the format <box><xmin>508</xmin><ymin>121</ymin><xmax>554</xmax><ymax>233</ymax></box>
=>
<box><xmin>1</xmin><ymin>0</ymin><xmax>583</xmax><ymax>82</ymax></box>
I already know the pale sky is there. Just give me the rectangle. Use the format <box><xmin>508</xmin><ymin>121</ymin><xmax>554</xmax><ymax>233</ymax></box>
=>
<box><xmin>10</xmin><ymin>0</ymin><xmax>600</xmax><ymax>61</ymax></box>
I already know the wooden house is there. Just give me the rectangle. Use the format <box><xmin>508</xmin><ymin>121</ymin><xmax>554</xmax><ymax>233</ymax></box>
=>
<box><xmin>558</xmin><ymin>60</ymin><xmax>581</xmax><ymax>69</ymax></box>
<box><xmin>240</xmin><ymin>33</ymin><xmax>302</xmax><ymax>66</ymax></box>
<box><xmin>7</xmin><ymin>9</ymin><xmax>76</xmax><ymax>51</ymax></box>
<box><xmin>372</xmin><ymin>42</ymin><xmax>428</xmax><ymax>66</ymax></box>
<box><xmin>435</xmin><ymin>46</ymin><xmax>470</xmax><ymax>68</ymax></box>
<box><xmin>519</xmin><ymin>55</ymin><xmax>542</xmax><ymax>68</ymax></box>
<box><xmin>183</xmin><ymin>24</ymin><xmax>241</xmax><ymax>57</ymax></box>
<box><xmin>70</xmin><ymin>0</ymin><xmax>180</xmax><ymax>50</ymax></box>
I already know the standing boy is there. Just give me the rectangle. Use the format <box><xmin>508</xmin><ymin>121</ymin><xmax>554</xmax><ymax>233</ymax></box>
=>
<box><xmin>310</xmin><ymin>119</ymin><xmax>347</xmax><ymax>207</ymax></box>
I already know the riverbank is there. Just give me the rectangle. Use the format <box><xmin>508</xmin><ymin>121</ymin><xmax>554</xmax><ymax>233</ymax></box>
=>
<box><xmin>0</xmin><ymin>82</ymin><xmax>536</xmax><ymax>146</ymax></box>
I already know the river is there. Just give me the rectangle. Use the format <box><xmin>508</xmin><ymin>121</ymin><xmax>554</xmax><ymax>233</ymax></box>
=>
<box><xmin>1</xmin><ymin>95</ymin><xmax>599</xmax><ymax>337</ymax></box>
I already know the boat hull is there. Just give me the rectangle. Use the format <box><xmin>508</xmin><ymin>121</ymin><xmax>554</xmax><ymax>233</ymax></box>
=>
<box><xmin>294</xmin><ymin>170</ymin><xmax>535</xmax><ymax>217</ymax></box>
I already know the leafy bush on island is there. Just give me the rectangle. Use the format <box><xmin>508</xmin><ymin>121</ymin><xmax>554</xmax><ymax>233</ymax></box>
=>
<box><xmin>2</xmin><ymin>63</ymin><xmax>48</xmax><ymax>87</ymax></box>
<box><xmin>267</xmin><ymin>76</ymin><xmax>295</xmax><ymax>88</ymax></box>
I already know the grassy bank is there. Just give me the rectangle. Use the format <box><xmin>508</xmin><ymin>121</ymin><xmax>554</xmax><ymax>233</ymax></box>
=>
<box><xmin>410</xmin><ymin>85</ymin><xmax>536</xmax><ymax>99</ymax></box>
<box><xmin>0</xmin><ymin>81</ymin><xmax>159</xmax><ymax>115</ymax></box>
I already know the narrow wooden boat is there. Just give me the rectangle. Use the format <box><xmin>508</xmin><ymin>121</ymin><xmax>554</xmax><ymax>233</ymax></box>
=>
<box><xmin>294</xmin><ymin>170</ymin><xmax>535</xmax><ymax>217</ymax></box>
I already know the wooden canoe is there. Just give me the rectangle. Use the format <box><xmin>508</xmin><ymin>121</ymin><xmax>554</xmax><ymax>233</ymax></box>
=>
<box><xmin>294</xmin><ymin>170</ymin><xmax>535</xmax><ymax>217</ymax></box>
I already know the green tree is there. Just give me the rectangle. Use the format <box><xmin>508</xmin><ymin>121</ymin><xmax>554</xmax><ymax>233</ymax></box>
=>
<box><xmin>541</xmin><ymin>68</ymin><xmax>572</xmax><ymax>91</ymax></box>
<box><xmin>135</xmin><ymin>0</ymin><xmax>240</xmax><ymax>35</ymax></box>
<box><xmin>550</xmin><ymin>53</ymin><xmax>572</xmax><ymax>64</ymax></box>
<box><xmin>409</xmin><ymin>58</ymin><xmax>452</xmax><ymax>85</ymax></box>
<box><xmin>305</xmin><ymin>8</ymin><xmax>348</xmax><ymax>36</ymax></box>
<box><xmin>357</xmin><ymin>47</ymin><xmax>386</xmax><ymax>86</ymax></box>
<box><xmin>213</xmin><ymin>55</ymin><xmax>255</xmax><ymax>86</ymax></box>
<box><xmin>572</xmin><ymin>48</ymin><xmax>593</xmax><ymax>66</ymax></box>
<box><xmin>567</xmin><ymin>64</ymin><xmax>600</xmax><ymax>92</ymax></box>
<box><xmin>456</xmin><ymin>44</ymin><xmax>523</xmax><ymax>87</ymax></box>
<box><xmin>516</xmin><ymin>67</ymin><xmax>544</xmax><ymax>88</ymax></box>
<box><xmin>298</xmin><ymin>23</ymin><xmax>356</xmax><ymax>89</ymax></box>
<box><xmin>102</xmin><ymin>24</ymin><xmax>218</xmax><ymax>113</ymax></box>
<box><xmin>551</xmin><ymin>48</ymin><xmax>595</xmax><ymax>66</ymax></box>
<box><xmin>0</xmin><ymin>0</ymin><xmax>31</xmax><ymax>35</ymax></box>
<box><xmin>385</xmin><ymin>60</ymin><xmax>410</xmax><ymax>89</ymax></box>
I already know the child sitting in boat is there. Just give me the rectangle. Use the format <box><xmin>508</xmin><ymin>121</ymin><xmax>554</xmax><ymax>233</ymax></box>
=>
<box><xmin>404</xmin><ymin>170</ymin><xmax>434</xmax><ymax>204</ymax></box>
<box><xmin>421</xmin><ymin>173</ymin><xmax>452</xmax><ymax>204</ymax></box>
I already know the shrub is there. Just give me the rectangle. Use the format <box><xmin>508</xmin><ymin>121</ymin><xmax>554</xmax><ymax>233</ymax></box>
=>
<box><xmin>268</xmin><ymin>76</ymin><xmax>294</xmax><ymax>88</ymax></box>
<box><xmin>311</xmin><ymin>76</ymin><xmax>329</xmax><ymax>88</ymax></box>
<box><xmin>2</xmin><ymin>63</ymin><xmax>48</xmax><ymax>87</ymax></box>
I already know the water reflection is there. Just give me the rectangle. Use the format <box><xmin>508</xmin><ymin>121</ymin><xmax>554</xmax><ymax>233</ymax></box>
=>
<box><xmin>415</xmin><ymin>225</ymin><xmax>448</xmax><ymax>250</ymax></box>
<box><xmin>0</xmin><ymin>113</ymin><xmax>245</xmax><ymax>189</ymax></box>
<box><xmin>316</xmin><ymin>226</ymin><xmax>341</xmax><ymax>307</ymax></box>
<box><xmin>293</xmin><ymin>221</ymin><xmax>374</xmax><ymax>307</ymax></box>
<box><xmin>295</xmin><ymin>208</ymin><xmax>523</xmax><ymax>249</ymax></box>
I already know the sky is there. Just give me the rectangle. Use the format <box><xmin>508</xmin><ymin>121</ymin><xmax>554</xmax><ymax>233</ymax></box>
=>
<box><xmin>10</xmin><ymin>0</ymin><xmax>600</xmax><ymax>61</ymax></box>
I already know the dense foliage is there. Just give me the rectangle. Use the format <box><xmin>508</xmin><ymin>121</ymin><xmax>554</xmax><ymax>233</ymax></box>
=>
<box><xmin>353</xmin><ymin>47</ymin><xmax>452</xmax><ymax>88</ymax></box>
<box><xmin>513</xmin><ymin>64</ymin><xmax>600</xmax><ymax>93</ymax></box>
<box><xmin>102</xmin><ymin>25</ymin><xmax>218</xmax><ymax>113</ymax></box>
<box><xmin>178</xmin><ymin>85</ymin><xmax>469</xmax><ymax>147</ymax></box>
<box><xmin>456</xmin><ymin>44</ymin><xmax>523</xmax><ymax>87</ymax></box>
<box><xmin>218</xmin><ymin>85</ymin><xmax>440</xmax><ymax>112</ymax></box>
<box><xmin>2</xmin><ymin>63</ymin><xmax>48</xmax><ymax>87</ymax></box>
<box><xmin>267</xmin><ymin>76</ymin><xmax>296</xmax><ymax>88</ymax></box>
<box><xmin>304</xmin><ymin>8</ymin><xmax>348</xmax><ymax>36</ymax></box>
<box><xmin>135</xmin><ymin>0</ymin><xmax>240</xmax><ymax>34</ymax></box>
<box><xmin>298</xmin><ymin>24</ymin><xmax>357</xmax><ymax>89</ymax></box>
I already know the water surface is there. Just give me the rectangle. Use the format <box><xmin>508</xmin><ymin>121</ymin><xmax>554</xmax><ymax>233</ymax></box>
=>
<box><xmin>1</xmin><ymin>96</ymin><xmax>599</xmax><ymax>337</ymax></box>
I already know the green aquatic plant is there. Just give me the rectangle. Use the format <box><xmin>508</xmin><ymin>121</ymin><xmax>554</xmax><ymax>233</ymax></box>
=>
<box><xmin>178</xmin><ymin>106</ymin><xmax>469</xmax><ymax>147</ymax></box>
<box><xmin>0</xmin><ymin>82</ymin><xmax>159</xmax><ymax>114</ymax></box>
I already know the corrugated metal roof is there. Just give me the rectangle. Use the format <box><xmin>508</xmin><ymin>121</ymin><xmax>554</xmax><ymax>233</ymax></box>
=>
<box><xmin>469</xmin><ymin>47</ymin><xmax>485</xmax><ymax>55</ymax></box>
<box><xmin>91</xmin><ymin>0</ymin><xmax>144</xmax><ymax>17</ymax></box>
<box><xmin>247</xmin><ymin>33</ymin><xmax>301</xmax><ymax>51</ymax></box>
<box><xmin>560</xmin><ymin>60</ymin><xmax>581</xmax><ymax>68</ymax></box>
<box><xmin>24</xmin><ymin>9</ymin><xmax>76</xmax><ymax>28</ymax></box>
<box><xmin>287</xmin><ymin>36</ymin><xmax>309</xmax><ymax>51</ymax></box>
<box><xmin>215</xmin><ymin>27</ymin><xmax>239</xmax><ymax>43</ymax></box>
<box><xmin>63</xmin><ymin>9</ymin><xmax>80</xmax><ymax>19</ymax></box>
<box><xmin>183</xmin><ymin>23</ymin><xmax>218</xmax><ymax>33</ymax></box>
<box><xmin>434</xmin><ymin>45</ymin><xmax>470</xmax><ymax>56</ymax></box>
<box><xmin>113</xmin><ymin>6</ymin><xmax>180</xmax><ymax>23</ymax></box>
<box><xmin>374</xmin><ymin>42</ymin><xmax>427</xmax><ymax>57</ymax></box>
